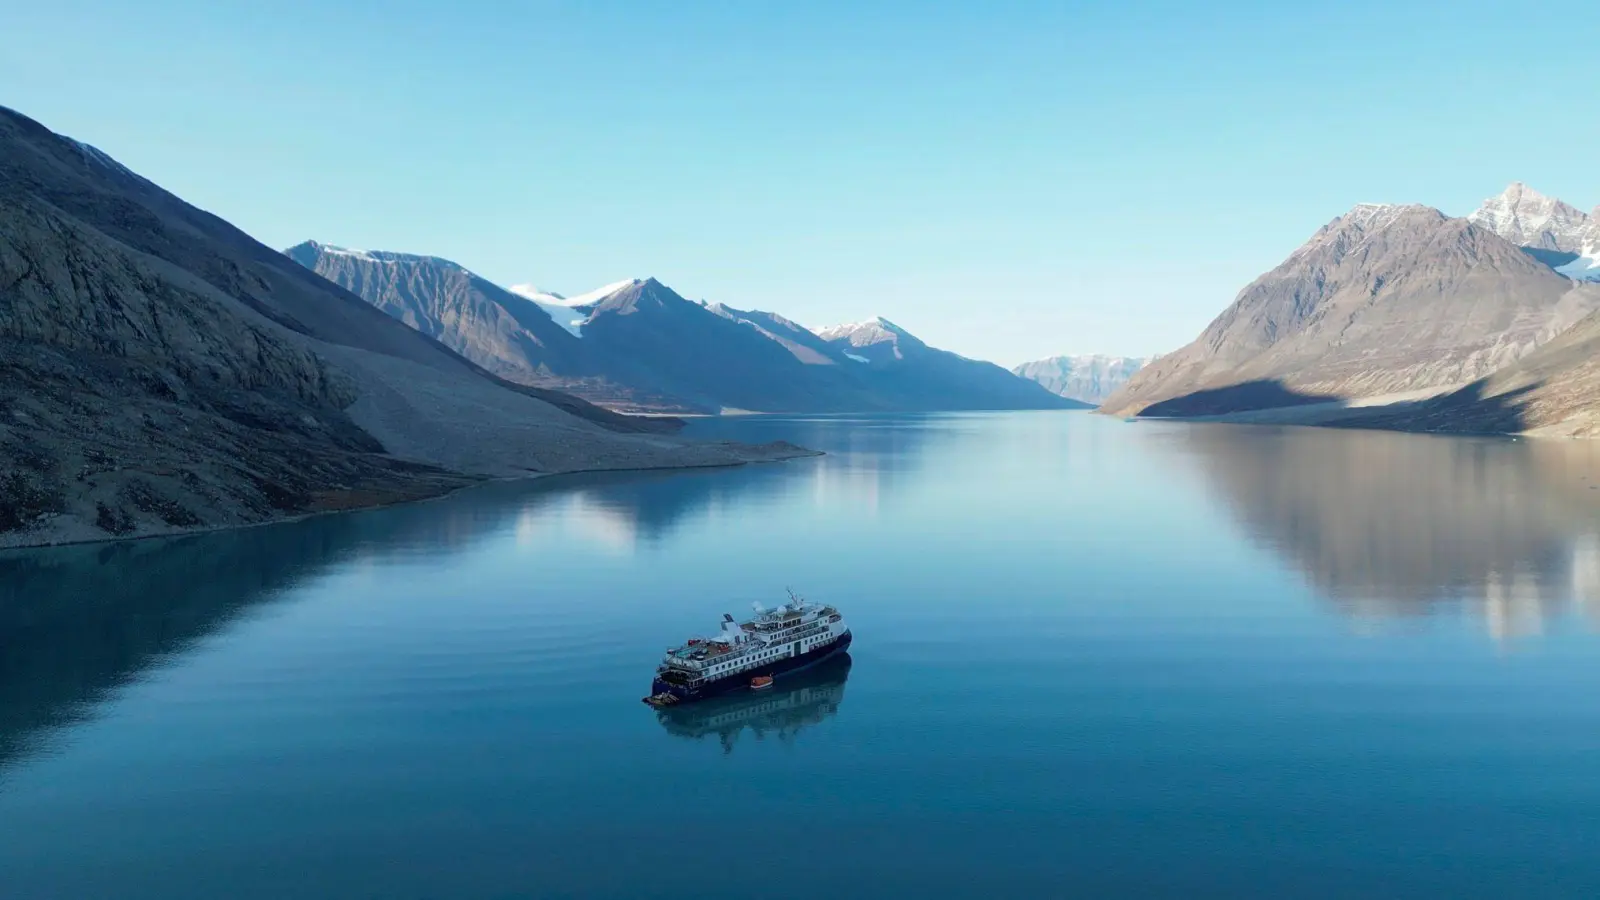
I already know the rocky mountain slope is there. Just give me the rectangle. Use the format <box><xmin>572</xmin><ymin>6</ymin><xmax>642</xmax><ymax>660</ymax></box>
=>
<box><xmin>1102</xmin><ymin>202</ymin><xmax>1600</xmax><ymax>418</ymax></box>
<box><xmin>0</xmin><ymin>105</ymin><xmax>812</xmax><ymax>548</ymax></box>
<box><xmin>1464</xmin><ymin>184</ymin><xmax>1600</xmax><ymax>283</ymax></box>
<box><xmin>1467</xmin><ymin>182</ymin><xmax>1590</xmax><ymax>254</ymax></box>
<box><xmin>1012</xmin><ymin>354</ymin><xmax>1153</xmax><ymax>404</ymax></box>
<box><xmin>286</xmin><ymin>242</ymin><xmax>587</xmax><ymax>376</ymax></box>
<box><xmin>1337</xmin><ymin>305</ymin><xmax>1600</xmax><ymax>437</ymax></box>
<box><xmin>299</xmin><ymin>245</ymin><xmax>1072</xmax><ymax>413</ymax></box>
<box><xmin>573</xmin><ymin>278</ymin><xmax>882</xmax><ymax>412</ymax></box>
<box><xmin>506</xmin><ymin>280</ymin><xmax>639</xmax><ymax>336</ymax></box>
<box><xmin>1560</xmin><ymin>214</ymin><xmax>1600</xmax><ymax>281</ymax></box>
<box><xmin>706</xmin><ymin>303</ymin><xmax>851</xmax><ymax>367</ymax></box>
<box><xmin>816</xmin><ymin>318</ymin><xmax>1081</xmax><ymax>410</ymax></box>
<box><xmin>286</xmin><ymin>243</ymin><xmax>687</xmax><ymax>413</ymax></box>
<box><xmin>1556</xmin><ymin>215</ymin><xmax>1600</xmax><ymax>282</ymax></box>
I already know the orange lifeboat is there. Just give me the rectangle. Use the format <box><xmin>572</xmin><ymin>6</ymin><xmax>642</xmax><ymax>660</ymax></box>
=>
<box><xmin>750</xmin><ymin>676</ymin><xmax>774</xmax><ymax>690</ymax></box>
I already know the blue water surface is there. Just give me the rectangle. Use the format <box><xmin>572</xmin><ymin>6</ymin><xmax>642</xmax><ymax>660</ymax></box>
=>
<box><xmin>3</xmin><ymin>412</ymin><xmax>1600</xmax><ymax>899</ymax></box>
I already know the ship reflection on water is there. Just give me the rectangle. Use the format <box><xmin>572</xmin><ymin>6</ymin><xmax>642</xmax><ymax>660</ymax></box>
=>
<box><xmin>654</xmin><ymin>654</ymin><xmax>852</xmax><ymax>754</ymax></box>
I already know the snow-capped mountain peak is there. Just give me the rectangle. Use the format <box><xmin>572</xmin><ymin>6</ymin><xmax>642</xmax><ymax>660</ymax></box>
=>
<box><xmin>815</xmin><ymin>316</ymin><xmax>910</xmax><ymax>343</ymax></box>
<box><xmin>1344</xmin><ymin>201</ymin><xmax>1405</xmax><ymax>223</ymax></box>
<box><xmin>1468</xmin><ymin>182</ymin><xmax>1590</xmax><ymax>253</ymax></box>
<box><xmin>814</xmin><ymin>316</ymin><xmax>930</xmax><ymax>364</ymax></box>
<box><xmin>1286</xmin><ymin>203</ymin><xmax>1442</xmax><ymax>264</ymax></box>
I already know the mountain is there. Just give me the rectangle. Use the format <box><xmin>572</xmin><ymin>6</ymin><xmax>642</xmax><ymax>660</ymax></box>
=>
<box><xmin>816</xmin><ymin>318</ymin><xmax>1083</xmax><ymax>410</ymax></box>
<box><xmin>1467</xmin><ymin>184</ymin><xmax>1600</xmax><ymax>283</ymax></box>
<box><xmin>706</xmin><ymin>303</ymin><xmax>851</xmax><ymax>367</ymax></box>
<box><xmin>505</xmin><ymin>280</ymin><xmax>642</xmax><ymax>332</ymax></box>
<box><xmin>285</xmin><ymin>245</ymin><xmax>688</xmax><ymax>413</ymax></box>
<box><xmin>1552</xmin><ymin>209</ymin><xmax>1600</xmax><ymax>282</ymax></box>
<box><xmin>816</xmin><ymin>318</ymin><xmax>920</xmax><ymax>363</ymax></box>
<box><xmin>1102</xmin><ymin>202</ymin><xmax>1600</xmax><ymax>418</ymax></box>
<box><xmin>1451</xmin><ymin>305</ymin><xmax>1600</xmax><ymax>436</ymax></box>
<box><xmin>1012</xmin><ymin>354</ymin><xmax>1153</xmax><ymax>404</ymax></box>
<box><xmin>0</xmin><ymin>105</ymin><xmax>808</xmax><ymax>548</ymax></box>
<box><xmin>1337</xmin><ymin>303</ymin><xmax>1600</xmax><ymax>437</ymax></box>
<box><xmin>571</xmin><ymin>278</ymin><xmax>882</xmax><ymax>412</ymax></box>
<box><xmin>1468</xmin><ymin>183</ymin><xmax>1589</xmax><ymax>254</ymax></box>
<box><xmin>303</xmin><ymin>247</ymin><xmax>1073</xmax><ymax>412</ymax></box>
<box><xmin>286</xmin><ymin>242</ymin><xmax>587</xmax><ymax>376</ymax></box>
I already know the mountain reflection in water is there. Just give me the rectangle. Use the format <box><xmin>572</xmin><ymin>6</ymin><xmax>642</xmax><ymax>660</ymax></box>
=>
<box><xmin>11</xmin><ymin>413</ymin><xmax>1600</xmax><ymax>899</ymax></box>
<box><xmin>654</xmin><ymin>654</ymin><xmax>852</xmax><ymax>754</ymax></box>
<box><xmin>1167</xmin><ymin>423</ymin><xmax>1600</xmax><ymax>638</ymax></box>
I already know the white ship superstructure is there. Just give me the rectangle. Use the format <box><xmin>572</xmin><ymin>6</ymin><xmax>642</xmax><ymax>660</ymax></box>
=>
<box><xmin>645</xmin><ymin>591</ymin><xmax>852</xmax><ymax>704</ymax></box>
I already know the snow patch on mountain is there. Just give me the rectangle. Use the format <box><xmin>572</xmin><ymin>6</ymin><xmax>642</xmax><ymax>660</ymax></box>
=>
<box><xmin>507</xmin><ymin>279</ymin><xmax>641</xmax><ymax>336</ymax></box>
<box><xmin>1557</xmin><ymin>245</ymin><xmax>1600</xmax><ymax>281</ymax></box>
<box><xmin>815</xmin><ymin>317</ymin><xmax>909</xmax><ymax>345</ymax></box>
<box><xmin>815</xmin><ymin>317</ymin><xmax>928</xmax><ymax>364</ymax></box>
<box><xmin>1343</xmin><ymin>202</ymin><xmax>1411</xmax><ymax>229</ymax></box>
<box><xmin>509</xmin><ymin>279</ymin><xmax>639</xmax><ymax>308</ymax></box>
<box><xmin>317</xmin><ymin>244</ymin><xmax>381</xmax><ymax>261</ymax></box>
<box><xmin>1287</xmin><ymin>203</ymin><xmax>1441</xmax><ymax>264</ymax></box>
<box><xmin>298</xmin><ymin>241</ymin><xmax>455</xmax><ymax>266</ymax></box>
<box><xmin>1557</xmin><ymin>213</ymin><xmax>1600</xmax><ymax>282</ymax></box>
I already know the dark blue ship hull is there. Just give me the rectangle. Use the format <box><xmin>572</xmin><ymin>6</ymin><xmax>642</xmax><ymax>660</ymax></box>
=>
<box><xmin>651</xmin><ymin>631</ymin><xmax>853</xmax><ymax>702</ymax></box>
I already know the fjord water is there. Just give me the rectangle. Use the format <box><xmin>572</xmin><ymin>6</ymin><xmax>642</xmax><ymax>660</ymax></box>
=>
<box><xmin>4</xmin><ymin>413</ymin><xmax>1600</xmax><ymax>899</ymax></box>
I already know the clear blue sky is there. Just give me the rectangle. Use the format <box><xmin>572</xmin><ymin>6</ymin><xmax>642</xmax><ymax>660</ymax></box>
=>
<box><xmin>6</xmin><ymin>0</ymin><xmax>1596</xmax><ymax>366</ymax></box>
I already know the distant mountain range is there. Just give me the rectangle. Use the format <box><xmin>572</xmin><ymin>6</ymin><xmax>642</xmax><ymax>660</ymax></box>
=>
<box><xmin>1012</xmin><ymin>355</ymin><xmax>1154</xmax><ymax>404</ymax></box>
<box><xmin>289</xmin><ymin>243</ymin><xmax>1074</xmax><ymax>414</ymax></box>
<box><xmin>1103</xmin><ymin>183</ymin><xmax>1600</xmax><ymax>436</ymax></box>
<box><xmin>0</xmin><ymin>105</ymin><xmax>812</xmax><ymax>548</ymax></box>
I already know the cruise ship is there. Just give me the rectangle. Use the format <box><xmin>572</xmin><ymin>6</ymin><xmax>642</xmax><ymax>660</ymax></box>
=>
<box><xmin>644</xmin><ymin>591</ymin><xmax>852</xmax><ymax>705</ymax></box>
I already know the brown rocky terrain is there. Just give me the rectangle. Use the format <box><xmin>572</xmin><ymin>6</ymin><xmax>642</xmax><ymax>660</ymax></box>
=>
<box><xmin>1336</xmin><ymin>306</ymin><xmax>1600</xmax><ymax>438</ymax></box>
<box><xmin>1102</xmin><ymin>203</ymin><xmax>1600</xmax><ymax>420</ymax></box>
<box><xmin>0</xmin><ymin>106</ymin><xmax>815</xmax><ymax>548</ymax></box>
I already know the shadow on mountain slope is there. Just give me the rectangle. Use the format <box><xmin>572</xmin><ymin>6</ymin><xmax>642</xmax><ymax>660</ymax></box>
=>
<box><xmin>1522</xmin><ymin>247</ymin><xmax>1582</xmax><ymax>269</ymax></box>
<box><xmin>1137</xmin><ymin>380</ymin><xmax>1342</xmax><ymax>418</ymax></box>
<box><xmin>1332</xmin><ymin>380</ymin><xmax>1538</xmax><ymax>436</ymax></box>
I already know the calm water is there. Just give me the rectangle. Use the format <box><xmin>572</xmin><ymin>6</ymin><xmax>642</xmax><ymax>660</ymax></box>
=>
<box><xmin>4</xmin><ymin>412</ymin><xmax>1600</xmax><ymax>898</ymax></box>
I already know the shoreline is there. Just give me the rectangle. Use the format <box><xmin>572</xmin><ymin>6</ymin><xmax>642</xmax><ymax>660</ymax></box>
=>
<box><xmin>1120</xmin><ymin>412</ymin><xmax>1597</xmax><ymax>440</ymax></box>
<box><xmin>0</xmin><ymin>445</ymin><xmax>823</xmax><ymax>555</ymax></box>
